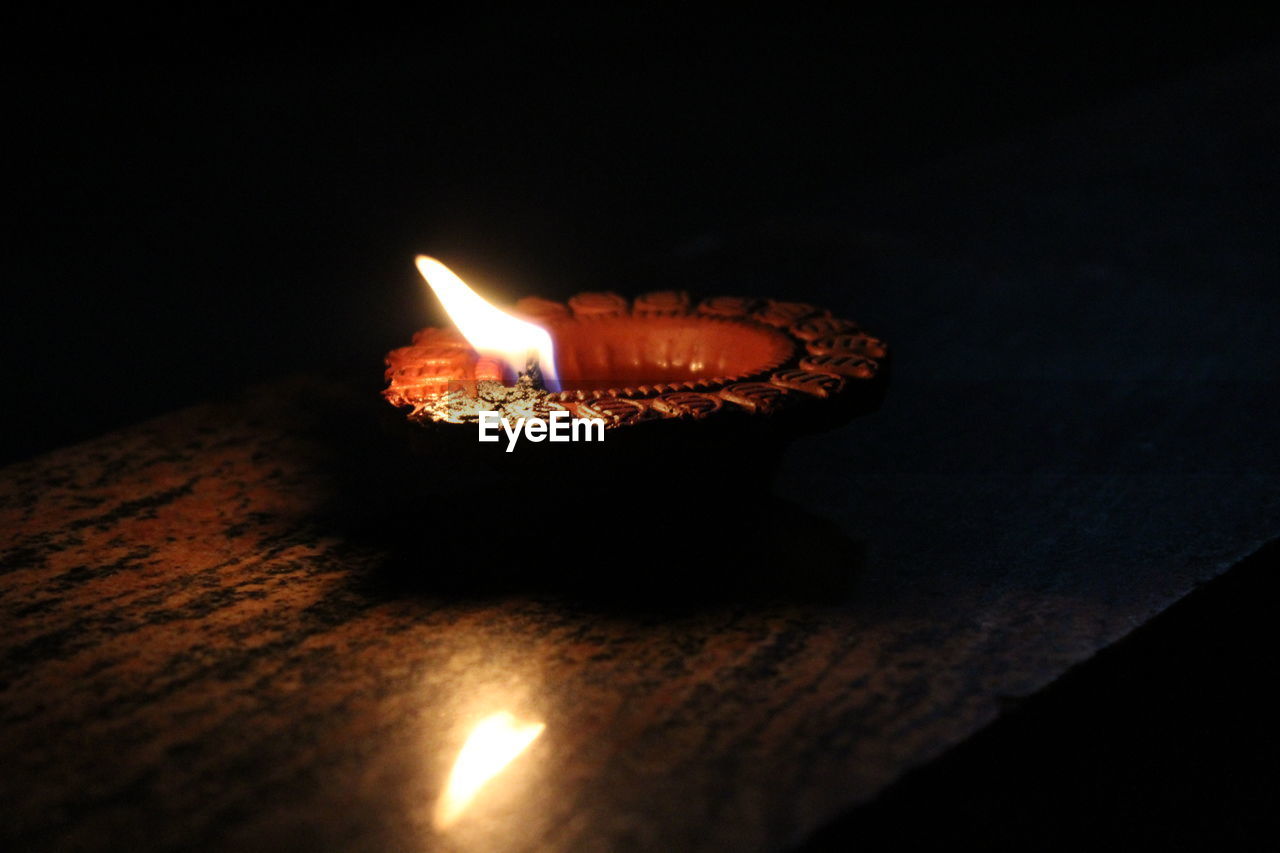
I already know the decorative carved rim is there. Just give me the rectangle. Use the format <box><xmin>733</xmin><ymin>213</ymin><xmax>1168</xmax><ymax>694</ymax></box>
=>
<box><xmin>383</xmin><ymin>291</ymin><xmax>888</xmax><ymax>428</ymax></box>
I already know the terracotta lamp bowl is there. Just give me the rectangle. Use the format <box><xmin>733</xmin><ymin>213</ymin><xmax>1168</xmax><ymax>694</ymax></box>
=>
<box><xmin>546</xmin><ymin>314</ymin><xmax>794</xmax><ymax>397</ymax></box>
<box><xmin>384</xmin><ymin>290</ymin><xmax>889</xmax><ymax>432</ymax></box>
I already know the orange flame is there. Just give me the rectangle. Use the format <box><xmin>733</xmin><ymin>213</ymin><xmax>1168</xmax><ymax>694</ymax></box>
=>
<box><xmin>415</xmin><ymin>256</ymin><xmax>560</xmax><ymax>391</ymax></box>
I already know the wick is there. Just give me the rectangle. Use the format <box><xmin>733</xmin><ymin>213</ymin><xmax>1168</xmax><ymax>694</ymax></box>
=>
<box><xmin>516</xmin><ymin>355</ymin><xmax>547</xmax><ymax>392</ymax></box>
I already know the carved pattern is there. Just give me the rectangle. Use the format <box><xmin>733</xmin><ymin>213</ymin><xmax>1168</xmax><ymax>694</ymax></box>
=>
<box><xmin>807</xmin><ymin>333</ymin><xmax>888</xmax><ymax>359</ymax></box>
<box><xmin>769</xmin><ymin>369</ymin><xmax>847</xmax><ymax>399</ymax></box>
<box><xmin>790</xmin><ymin>316</ymin><xmax>859</xmax><ymax>341</ymax></box>
<box><xmin>576</xmin><ymin>397</ymin><xmax>657</xmax><ymax>426</ymax></box>
<box><xmin>753</xmin><ymin>300</ymin><xmax>826</xmax><ymax>327</ymax></box>
<box><xmin>411</xmin><ymin>327</ymin><xmax>470</xmax><ymax>348</ymax></box>
<box><xmin>651</xmin><ymin>391</ymin><xmax>724</xmax><ymax>419</ymax></box>
<box><xmin>472</xmin><ymin>357</ymin><xmax>505</xmax><ymax>383</ymax></box>
<box><xmin>384</xmin><ymin>345</ymin><xmax>473</xmax><ymax>383</ymax></box>
<box><xmin>719</xmin><ymin>382</ymin><xmax>795</xmax><ymax>414</ymax></box>
<box><xmin>697</xmin><ymin>295</ymin><xmax>757</xmax><ymax>317</ymax></box>
<box><xmin>514</xmin><ymin>296</ymin><xmax>570</xmax><ymax>323</ymax></box>
<box><xmin>633</xmin><ymin>290</ymin><xmax>691</xmax><ymax>315</ymax></box>
<box><xmin>800</xmin><ymin>354</ymin><xmax>880</xmax><ymax>380</ymax></box>
<box><xmin>568</xmin><ymin>291</ymin><xmax>628</xmax><ymax>317</ymax></box>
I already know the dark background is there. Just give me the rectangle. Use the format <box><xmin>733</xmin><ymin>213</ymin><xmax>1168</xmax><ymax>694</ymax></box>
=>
<box><xmin>5</xmin><ymin>7</ymin><xmax>1279</xmax><ymax>849</ymax></box>
<box><xmin>5</xmin><ymin>7</ymin><xmax>1276</xmax><ymax>464</ymax></box>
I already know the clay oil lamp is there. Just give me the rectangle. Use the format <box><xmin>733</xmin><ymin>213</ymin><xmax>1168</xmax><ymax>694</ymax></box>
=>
<box><xmin>382</xmin><ymin>256</ymin><xmax>888</xmax><ymax>486</ymax></box>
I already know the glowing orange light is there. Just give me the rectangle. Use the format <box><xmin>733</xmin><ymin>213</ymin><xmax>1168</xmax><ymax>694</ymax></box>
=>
<box><xmin>434</xmin><ymin>711</ymin><xmax>545</xmax><ymax>828</ymax></box>
<box><xmin>415</xmin><ymin>256</ymin><xmax>560</xmax><ymax>391</ymax></box>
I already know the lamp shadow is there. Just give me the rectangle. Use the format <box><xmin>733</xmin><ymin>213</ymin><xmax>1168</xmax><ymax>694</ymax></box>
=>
<box><xmin>309</xmin><ymin>388</ymin><xmax>866</xmax><ymax>608</ymax></box>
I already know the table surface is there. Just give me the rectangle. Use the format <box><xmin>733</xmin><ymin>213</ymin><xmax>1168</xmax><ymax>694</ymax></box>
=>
<box><xmin>2</xmin><ymin>54</ymin><xmax>1278</xmax><ymax>852</ymax></box>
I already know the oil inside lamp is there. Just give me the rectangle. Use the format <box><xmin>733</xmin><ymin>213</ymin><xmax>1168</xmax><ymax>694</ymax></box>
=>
<box><xmin>434</xmin><ymin>711</ymin><xmax>545</xmax><ymax>828</ymax></box>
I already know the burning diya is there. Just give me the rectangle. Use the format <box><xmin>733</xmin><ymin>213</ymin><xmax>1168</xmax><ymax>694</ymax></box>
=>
<box><xmin>383</xmin><ymin>256</ymin><xmax>888</xmax><ymax>447</ymax></box>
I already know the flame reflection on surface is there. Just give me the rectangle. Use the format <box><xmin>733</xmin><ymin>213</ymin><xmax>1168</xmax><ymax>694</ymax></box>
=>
<box><xmin>434</xmin><ymin>711</ymin><xmax>546</xmax><ymax>829</ymax></box>
<box><xmin>414</xmin><ymin>255</ymin><xmax>561</xmax><ymax>392</ymax></box>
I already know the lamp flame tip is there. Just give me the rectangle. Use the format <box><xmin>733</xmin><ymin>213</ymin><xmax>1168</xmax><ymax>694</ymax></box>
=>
<box><xmin>412</xmin><ymin>254</ymin><xmax>560</xmax><ymax>392</ymax></box>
